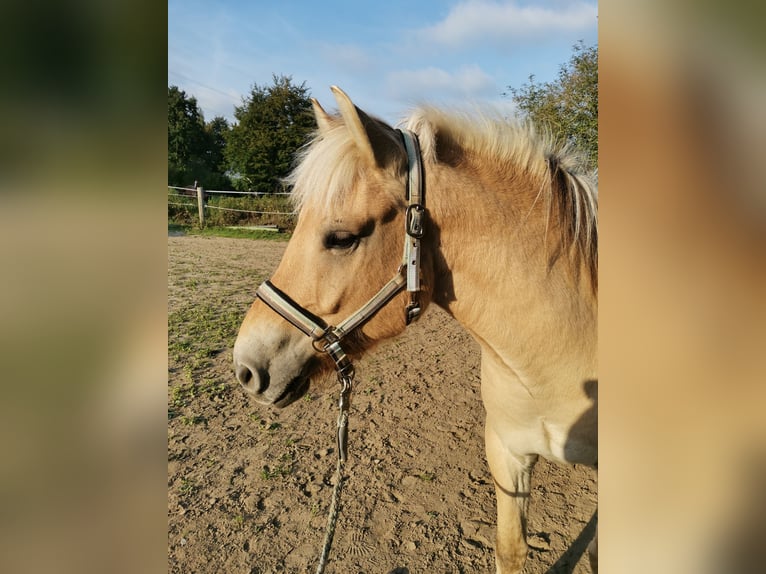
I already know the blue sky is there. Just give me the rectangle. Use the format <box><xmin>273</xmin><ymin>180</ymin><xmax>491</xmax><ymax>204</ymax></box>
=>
<box><xmin>168</xmin><ymin>0</ymin><xmax>597</xmax><ymax>125</ymax></box>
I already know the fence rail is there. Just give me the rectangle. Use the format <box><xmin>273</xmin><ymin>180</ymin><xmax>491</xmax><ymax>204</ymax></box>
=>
<box><xmin>205</xmin><ymin>189</ymin><xmax>292</xmax><ymax>196</ymax></box>
<box><xmin>167</xmin><ymin>184</ymin><xmax>295</xmax><ymax>228</ymax></box>
<box><xmin>205</xmin><ymin>204</ymin><xmax>295</xmax><ymax>216</ymax></box>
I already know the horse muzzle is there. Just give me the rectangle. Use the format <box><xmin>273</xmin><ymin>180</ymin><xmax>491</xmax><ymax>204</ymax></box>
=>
<box><xmin>233</xmin><ymin>327</ymin><xmax>316</xmax><ymax>408</ymax></box>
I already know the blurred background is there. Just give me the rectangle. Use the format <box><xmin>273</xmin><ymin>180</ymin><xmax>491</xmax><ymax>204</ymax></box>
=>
<box><xmin>0</xmin><ymin>1</ymin><xmax>763</xmax><ymax>573</ymax></box>
<box><xmin>0</xmin><ymin>0</ymin><xmax>166</xmax><ymax>572</ymax></box>
<box><xmin>600</xmin><ymin>2</ymin><xmax>765</xmax><ymax>572</ymax></box>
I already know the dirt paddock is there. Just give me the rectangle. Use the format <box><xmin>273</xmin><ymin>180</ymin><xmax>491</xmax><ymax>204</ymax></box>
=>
<box><xmin>168</xmin><ymin>235</ymin><xmax>597</xmax><ymax>573</ymax></box>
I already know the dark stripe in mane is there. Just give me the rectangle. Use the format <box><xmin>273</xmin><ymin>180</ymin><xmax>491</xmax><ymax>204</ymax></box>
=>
<box><xmin>408</xmin><ymin>107</ymin><xmax>598</xmax><ymax>291</ymax></box>
<box><xmin>548</xmin><ymin>154</ymin><xmax>598</xmax><ymax>289</ymax></box>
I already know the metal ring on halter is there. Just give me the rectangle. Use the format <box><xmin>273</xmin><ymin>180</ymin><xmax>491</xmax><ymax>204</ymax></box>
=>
<box><xmin>312</xmin><ymin>336</ymin><xmax>330</xmax><ymax>354</ymax></box>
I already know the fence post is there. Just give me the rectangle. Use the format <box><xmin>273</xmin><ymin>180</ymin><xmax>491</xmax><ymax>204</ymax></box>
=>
<box><xmin>196</xmin><ymin>186</ymin><xmax>205</xmax><ymax>226</ymax></box>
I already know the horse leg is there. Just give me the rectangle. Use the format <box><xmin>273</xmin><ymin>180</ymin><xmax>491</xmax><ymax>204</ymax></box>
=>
<box><xmin>485</xmin><ymin>423</ymin><xmax>538</xmax><ymax>574</ymax></box>
<box><xmin>588</xmin><ymin>518</ymin><xmax>598</xmax><ymax>572</ymax></box>
<box><xmin>589</xmin><ymin>467</ymin><xmax>598</xmax><ymax>572</ymax></box>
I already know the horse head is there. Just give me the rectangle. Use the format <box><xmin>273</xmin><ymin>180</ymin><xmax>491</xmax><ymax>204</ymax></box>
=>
<box><xmin>233</xmin><ymin>87</ymin><xmax>433</xmax><ymax>407</ymax></box>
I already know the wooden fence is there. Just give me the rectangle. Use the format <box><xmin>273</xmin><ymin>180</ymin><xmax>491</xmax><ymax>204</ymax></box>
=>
<box><xmin>167</xmin><ymin>185</ymin><xmax>296</xmax><ymax>230</ymax></box>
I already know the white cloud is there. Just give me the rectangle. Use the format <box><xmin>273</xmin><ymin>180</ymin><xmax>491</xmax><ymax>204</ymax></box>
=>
<box><xmin>388</xmin><ymin>65</ymin><xmax>496</xmax><ymax>101</ymax></box>
<box><xmin>422</xmin><ymin>0</ymin><xmax>597</xmax><ymax>47</ymax></box>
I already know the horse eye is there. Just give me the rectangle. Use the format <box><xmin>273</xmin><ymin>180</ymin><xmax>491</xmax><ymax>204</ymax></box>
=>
<box><xmin>324</xmin><ymin>231</ymin><xmax>359</xmax><ymax>250</ymax></box>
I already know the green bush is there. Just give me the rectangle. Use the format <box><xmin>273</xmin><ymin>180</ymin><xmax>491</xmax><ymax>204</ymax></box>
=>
<box><xmin>167</xmin><ymin>190</ymin><xmax>296</xmax><ymax>231</ymax></box>
<box><xmin>167</xmin><ymin>191</ymin><xmax>197</xmax><ymax>225</ymax></box>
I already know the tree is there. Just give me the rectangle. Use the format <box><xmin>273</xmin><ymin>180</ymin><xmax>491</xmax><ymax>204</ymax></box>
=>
<box><xmin>167</xmin><ymin>86</ymin><xmax>232</xmax><ymax>188</ymax></box>
<box><xmin>167</xmin><ymin>85</ymin><xmax>207</xmax><ymax>185</ymax></box>
<box><xmin>202</xmin><ymin>116</ymin><xmax>232</xmax><ymax>189</ymax></box>
<box><xmin>225</xmin><ymin>75</ymin><xmax>315</xmax><ymax>193</ymax></box>
<box><xmin>506</xmin><ymin>42</ymin><xmax>598</xmax><ymax>170</ymax></box>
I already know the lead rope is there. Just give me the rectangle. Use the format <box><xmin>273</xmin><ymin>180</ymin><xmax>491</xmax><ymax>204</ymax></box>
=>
<box><xmin>315</xmin><ymin>343</ymin><xmax>354</xmax><ymax>574</ymax></box>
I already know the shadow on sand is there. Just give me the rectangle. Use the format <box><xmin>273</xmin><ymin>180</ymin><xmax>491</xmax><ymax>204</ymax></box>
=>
<box><xmin>546</xmin><ymin>510</ymin><xmax>597</xmax><ymax>574</ymax></box>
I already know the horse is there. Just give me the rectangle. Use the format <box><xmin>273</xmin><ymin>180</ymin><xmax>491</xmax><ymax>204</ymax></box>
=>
<box><xmin>233</xmin><ymin>86</ymin><xmax>598</xmax><ymax>574</ymax></box>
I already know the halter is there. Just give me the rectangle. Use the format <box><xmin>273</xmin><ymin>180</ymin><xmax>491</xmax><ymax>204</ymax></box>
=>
<box><xmin>254</xmin><ymin>129</ymin><xmax>424</xmax><ymax>574</ymax></box>
<box><xmin>255</xmin><ymin>128</ymin><xmax>425</xmax><ymax>405</ymax></box>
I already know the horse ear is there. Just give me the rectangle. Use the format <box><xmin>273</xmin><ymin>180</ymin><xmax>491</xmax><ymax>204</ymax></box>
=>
<box><xmin>311</xmin><ymin>98</ymin><xmax>333</xmax><ymax>135</ymax></box>
<box><xmin>331</xmin><ymin>86</ymin><xmax>397</xmax><ymax>168</ymax></box>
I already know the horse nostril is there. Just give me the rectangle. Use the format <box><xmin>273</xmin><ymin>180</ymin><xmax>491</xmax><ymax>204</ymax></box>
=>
<box><xmin>235</xmin><ymin>362</ymin><xmax>270</xmax><ymax>395</ymax></box>
<box><xmin>235</xmin><ymin>364</ymin><xmax>253</xmax><ymax>385</ymax></box>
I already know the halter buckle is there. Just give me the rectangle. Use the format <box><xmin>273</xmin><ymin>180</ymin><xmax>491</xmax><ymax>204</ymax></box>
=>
<box><xmin>406</xmin><ymin>298</ymin><xmax>421</xmax><ymax>325</ymax></box>
<box><xmin>406</xmin><ymin>204</ymin><xmax>425</xmax><ymax>238</ymax></box>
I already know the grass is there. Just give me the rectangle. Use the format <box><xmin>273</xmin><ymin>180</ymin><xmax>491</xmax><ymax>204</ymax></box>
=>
<box><xmin>168</xmin><ymin>292</ymin><xmax>242</xmax><ymax>421</ymax></box>
<box><xmin>169</xmin><ymin>223</ymin><xmax>291</xmax><ymax>241</ymax></box>
<box><xmin>260</xmin><ymin>452</ymin><xmax>295</xmax><ymax>480</ymax></box>
<box><xmin>169</xmin><ymin>378</ymin><xmax>229</xmax><ymax>421</ymax></box>
<box><xmin>168</xmin><ymin>303</ymin><xmax>242</xmax><ymax>365</ymax></box>
<box><xmin>178</xmin><ymin>477</ymin><xmax>198</xmax><ymax>496</ymax></box>
<box><xmin>180</xmin><ymin>414</ymin><xmax>207</xmax><ymax>426</ymax></box>
<box><xmin>260</xmin><ymin>420</ymin><xmax>282</xmax><ymax>432</ymax></box>
<box><xmin>260</xmin><ymin>464</ymin><xmax>292</xmax><ymax>480</ymax></box>
<box><xmin>249</xmin><ymin>415</ymin><xmax>282</xmax><ymax>433</ymax></box>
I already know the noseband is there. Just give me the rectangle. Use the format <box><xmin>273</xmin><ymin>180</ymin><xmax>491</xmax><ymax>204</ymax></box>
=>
<box><xmin>255</xmin><ymin>129</ymin><xmax>425</xmax><ymax>398</ymax></box>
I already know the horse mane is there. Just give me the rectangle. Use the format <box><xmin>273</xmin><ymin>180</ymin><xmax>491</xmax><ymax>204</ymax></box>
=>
<box><xmin>405</xmin><ymin>107</ymin><xmax>598</xmax><ymax>289</ymax></box>
<box><xmin>287</xmin><ymin>124</ymin><xmax>375</xmax><ymax>213</ymax></box>
<box><xmin>288</xmin><ymin>105</ymin><xmax>598</xmax><ymax>289</ymax></box>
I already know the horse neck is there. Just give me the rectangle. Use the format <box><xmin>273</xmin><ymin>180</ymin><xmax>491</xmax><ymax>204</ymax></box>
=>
<box><xmin>425</xmin><ymin>157</ymin><xmax>597</xmax><ymax>379</ymax></box>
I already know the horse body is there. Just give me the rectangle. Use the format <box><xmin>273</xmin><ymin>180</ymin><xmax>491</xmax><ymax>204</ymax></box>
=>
<box><xmin>415</xmin><ymin>117</ymin><xmax>597</xmax><ymax>572</ymax></box>
<box><xmin>233</xmin><ymin>87</ymin><xmax>597</xmax><ymax>573</ymax></box>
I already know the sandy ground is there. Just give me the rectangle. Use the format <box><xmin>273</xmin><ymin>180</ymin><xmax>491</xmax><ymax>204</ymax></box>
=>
<box><xmin>168</xmin><ymin>235</ymin><xmax>597</xmax><ymax>573</ymax></box>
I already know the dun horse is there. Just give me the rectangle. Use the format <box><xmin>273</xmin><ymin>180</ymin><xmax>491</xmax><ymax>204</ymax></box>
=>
<box><xmin>233</xmin><ymin>87</ymin><xmax>598</xmax><ymax>573</ymax></box>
